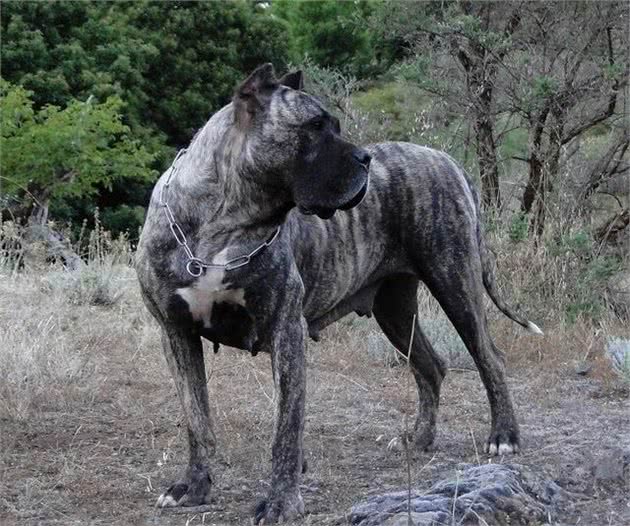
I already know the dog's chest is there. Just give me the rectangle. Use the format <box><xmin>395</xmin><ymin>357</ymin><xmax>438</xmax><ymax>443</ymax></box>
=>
<box><xmin>175</xmin><ymin>270</ymin><xmax>256</xmax><ymax>349</ymax></box>
<box><xmin>176</xmin><ymin>269</ymin><xmax>243</xmax><ymax>325</ymax></box>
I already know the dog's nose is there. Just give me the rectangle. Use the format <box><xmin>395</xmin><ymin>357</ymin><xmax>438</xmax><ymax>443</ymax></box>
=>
<box><xmin>353</xmin><ymin>150</ymin><xmax>371</xmax><ymax>168</ymax></box>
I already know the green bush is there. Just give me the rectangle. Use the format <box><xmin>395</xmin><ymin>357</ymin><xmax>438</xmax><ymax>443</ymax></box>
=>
<box><xmin>508</xmin><ymin>212</ymin><xmax>529</xmax><ymax>243</ymax></box>
<box><xmin>561</xmin><ymin>237</ymin><xmax>622</xmax><ymax>323</ymax></box>
<box><xmin>352</xmin><ymin>82</ymin><xmax>434</xmax><ymax>142</ymax></box>
<box><xmin>101</xmin><ymin>205</ymin><xmax>146</xmax><ymax>239</ymax></box>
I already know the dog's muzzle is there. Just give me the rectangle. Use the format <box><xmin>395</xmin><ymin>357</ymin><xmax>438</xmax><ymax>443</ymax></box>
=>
<box><xmin>298</xmin><ymin>175</ymin><xmax>370</xmax><ymax>219</ymax></box>
<box><xmin>339</xmin><ymin>177</ymin><xmax>369</xmax><ymax>210</ymax></box>
<box><xmin>298</xmin><ymin>149</ymin><xmax>371</xmax><ymax>219</ymax></box>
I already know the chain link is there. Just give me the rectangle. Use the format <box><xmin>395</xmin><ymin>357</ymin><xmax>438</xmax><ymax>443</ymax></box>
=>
<box><xmin>159</xmin><ymin>149</ymin><xmax>281</xmax><ymax>278</ymax></box>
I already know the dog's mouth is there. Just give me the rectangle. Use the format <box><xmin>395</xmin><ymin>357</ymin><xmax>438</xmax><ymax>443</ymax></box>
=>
<box><xmin>297</xmin><ymin>205</ymin><xmax>336</xmax><ymax>219</ymax></box>
<box><xmin>298</xmin><ymin>177</ymin><xmax>369</xmax><ymax>220</ymax></box>
<box><xmin>339</xmin><ymin>178</ymin><xmax>369</xmax><ymax>210</ymax></box>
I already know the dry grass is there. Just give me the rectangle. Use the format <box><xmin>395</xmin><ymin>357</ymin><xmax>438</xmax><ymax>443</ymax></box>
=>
<box><xmin>1</xmin><ymin>226</ymin><xmax>629</xmax><ymax>525</ymax></box>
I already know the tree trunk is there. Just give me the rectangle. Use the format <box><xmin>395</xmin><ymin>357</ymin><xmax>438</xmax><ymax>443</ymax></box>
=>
<box><xmin>23</xmin><ymin>188</ymin><xmax>83</xmax><ymax>270</ymax></box>
<box><xmin>522</xmin><ymin>155</ymin><xmax>542</xmax><ymax>215</ymax></box>
<box><xmin>457</xmin><ymin>47</ymin><xmax>501</xmax><ymax>211</ymax></box>
<box><xmin>522</xmin><ymin>153</ymin><xmax>547</xmax><ymax>236</ymax></box>
<box><xmin>25</xmin><ymin>225</ymin><xmax>84</xmax><ymax>271</ymax></box>
<box><xmin>522</xmin><ymin>106</ymin><xmax>551</xmax><ymax>236</ymax></box>
<box><xmin>28</xmin><ymin>198</ymin><xmax>50</xmax><ymax>227</ymax></box>
<box><xmin>475</xmin><ymin>110</ymin><xmax>501</xmax><ymax>210</ymax></box>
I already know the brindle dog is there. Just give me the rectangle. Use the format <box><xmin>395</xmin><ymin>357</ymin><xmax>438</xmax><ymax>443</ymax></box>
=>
<box><xmin>136</xmin><ymin>64</ymin><xmax>542</xmax><ymax>523</ymax></box>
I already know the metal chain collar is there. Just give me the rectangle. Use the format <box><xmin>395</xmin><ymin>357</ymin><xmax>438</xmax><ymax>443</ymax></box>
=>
<box><xmin>158</xmin><ymin>149</ymin><xmax>281</xmax><ymax>278</ymax></box>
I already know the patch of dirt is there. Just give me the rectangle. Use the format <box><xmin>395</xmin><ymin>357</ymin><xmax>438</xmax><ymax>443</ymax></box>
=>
<box><xmin>1</xmin><ymin>317</ymin><xmax>629</xmax><ymax>526</ymax></box>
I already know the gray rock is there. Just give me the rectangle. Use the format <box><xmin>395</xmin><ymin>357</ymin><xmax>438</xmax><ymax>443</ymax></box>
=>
<box><xmin>349</xmin><ymin>463</ymin><xmax>570</xmax><ymax>525</ymax></box>
<box><xmin>383</xmin><ymin>511</ymin><xmax>449</xmax><ymax>525</ymax></box>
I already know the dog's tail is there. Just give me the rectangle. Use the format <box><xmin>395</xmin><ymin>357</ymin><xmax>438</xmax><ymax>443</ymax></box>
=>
<box><xmin>474</xmin><ymin>199</ymin><xmax>543</xmax><ymax>336</ymax></box>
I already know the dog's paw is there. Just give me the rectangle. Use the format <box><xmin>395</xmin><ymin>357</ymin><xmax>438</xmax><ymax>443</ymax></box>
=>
<box><xmin>485</xmin><ymin>430</ymin><xmax>520</xmax><ymax>456</ymax></box>
<box><xmin>157</xmin><ymin>482</ymin><xmax>190</xmax><ymax>507</ymax></box>
<box><xmin>156</xmin><ymin>464</ymin><xmax>211</xmax><ymax>508</ymax></box>
<box><xmin>254</xmin><ymin>492</ymin><xmax>304</xmax><ymax>524</ymax></box>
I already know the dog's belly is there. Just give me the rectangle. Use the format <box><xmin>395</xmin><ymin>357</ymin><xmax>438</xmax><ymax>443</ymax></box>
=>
<box><xmin>289</xmin><ymin>201</ymin><xmax>405</xmax><ymax>324</ymax></box>
<box><xmin>296</xmin><ymin>230</ymin><xmax>384</xmax><ymax>321</ymax></box>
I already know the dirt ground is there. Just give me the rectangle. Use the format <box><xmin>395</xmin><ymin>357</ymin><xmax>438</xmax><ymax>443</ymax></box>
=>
<box><xmin>1</xmin><ymin>280</ymin><xmax>629</xmax><ymax>526</ymax></box>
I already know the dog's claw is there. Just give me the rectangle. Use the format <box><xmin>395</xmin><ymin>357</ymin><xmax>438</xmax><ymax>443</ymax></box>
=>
<box><xmin>485</xmin><ymin>430</ymin><xmax>520</xmax><ymax>456</ymax></box>
<box><xmin>156</xmin><ymin>464</ymin><xmax>211</xmax><ymax>508</ymax></box>
<box><xmin>157</xmin><ymin>482</ymin><xmax>189</xmax><ymax>507</ymax></box>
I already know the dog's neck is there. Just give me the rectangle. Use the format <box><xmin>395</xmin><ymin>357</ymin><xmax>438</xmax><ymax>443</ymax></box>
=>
<box><xmin>169</xmin><ymin>105</ymin><xmax>292</xmax><ymax>244</ymax></box>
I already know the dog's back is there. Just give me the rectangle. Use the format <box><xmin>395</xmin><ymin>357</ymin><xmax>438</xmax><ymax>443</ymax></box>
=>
<box><xmin>290</xmin><ymin>142</ymin><xmax>479</xmax><ymax>319</ymax></box>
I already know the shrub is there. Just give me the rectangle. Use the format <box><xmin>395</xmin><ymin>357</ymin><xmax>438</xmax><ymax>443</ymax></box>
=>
<box><xmin>508</xmin><ymin>212</ymin><xmax>529</xmax><ymax>243</ymax></box>
<box><xmin>606</xmin><ymin>338</ymin><xmax>630</xmax><ymax>384</ymax></box>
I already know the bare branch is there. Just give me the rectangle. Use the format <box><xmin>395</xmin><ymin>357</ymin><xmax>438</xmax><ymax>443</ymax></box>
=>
<box><xmin>581</xmin><ymin>130</ymin><xmax>630</xmax><ymax>200</ymax></box>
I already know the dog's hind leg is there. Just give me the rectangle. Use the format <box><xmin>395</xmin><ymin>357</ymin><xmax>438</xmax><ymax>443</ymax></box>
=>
<box><xmin>156</xmin><ymin>325</ymin><xmax>215</xmax><ymax>507</ymax></box>
<box><xmin>373</xmin><ymin>275</ymin><xmax>446</xmax><ymax>450</ymax></box>
<box><xmin>419</xmin><ymin>251</ymin><xmax>520</xmax><ymax>456</ymax></box>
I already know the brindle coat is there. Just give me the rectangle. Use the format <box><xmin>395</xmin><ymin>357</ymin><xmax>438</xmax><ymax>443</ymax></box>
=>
<box><xmin>136</xmin><ymin>64</ymin><xmax>541</xmax><ymax>523</ymax></box>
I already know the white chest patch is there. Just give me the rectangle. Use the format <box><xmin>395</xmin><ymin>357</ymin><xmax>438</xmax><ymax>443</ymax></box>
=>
<box><xmin>176</xmin><ymin>249</ymin><xmax>246</xmax><ymax>328</ymax></box>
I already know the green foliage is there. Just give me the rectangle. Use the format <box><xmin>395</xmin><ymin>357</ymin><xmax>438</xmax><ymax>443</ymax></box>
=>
<box><xmin>565</xmin><ymin>301</ymin><xmax>601</xmax><ymax>324</ymax></box>
<box><xmin>498</xmin><ymin>126</ymin><xmax>528</xmax><ymax>161</ymax></box>
<box><xmin>351</xmin><ymin>81</ymin><xmax>467</xmax><ymax>160</ymax></box>
<box><xmin>122</xmin><ymin>1</ymin><xmax>289</xmax><ymax>145</ymax></box>
<box><xmin>508</xmin><ymin>212</ymin><xmax>529</xmax><ymax>243</ymax></box>
<box><xmin>1</xmin><ymin>2</ymin><xmax>157</xmax><ymax>115</ymax></box>
<box><xmin>353</xmin><ymin>82</ymin><xmax>435</xmax><ymax>141</ymax></box>
<box><xmin>1</xmin><ymin>1</ymin><xmax>288</xmax><ymax>231</ymax></box>
<box><xmin>551</xmin><ymin>231</ymin><xmax>623</xmax><ymax>323</ymax></box>
<box><xmin>1</xmin><ymin>1</ymin><xmax>288</xmax><ymax>147</ymax></box>
<box><xmin>101</xmin><ymin>205</ymin><xmax>146</xmax><ymax>238</ymax></box>
<box><xmin>388</xmin><ymin>56</ymin><xmax>432</xmax><ymax>86</ymax></box>
<box><xmin>564</xmin><ymin>231</ymin><xmax>591</xmax><ymax>256</ymax></box>
<box><xmin>548</xmin><ymin>230</ymin><xmax>591</xmax><ymax>257</ymax></box>
<box><xmin>531</xmin><ymin>76</ymin><xmax>559</xmax><ymax>99</ymax></box>
<box><xmin>603</xmin><ymin>62</ymin><xmax>625</xmax><ymax>81</ymax></box>
<box><xmin>518</xmin><ymin>75</ymin><xmax>562</xmax><ymax>114</ymax></box>
<box><xmin>1</xmin><ymin>79</ymin><xmax>155</xmax><ymax>206</ymax></box>
<box><xmin>272</xmin><ymin>0</ymin><xmax>378</xmax><ymax>77</ymax></box>
<box><xmin>582</xmin><ymin>255</ymin><xmax>622</xmax><ymax>284</ymax></box>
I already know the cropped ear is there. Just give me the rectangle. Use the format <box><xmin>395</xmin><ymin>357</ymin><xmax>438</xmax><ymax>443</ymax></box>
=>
<box><xmin>234</xmin><ymin>63</ymin><xmax>278</xmax><ymax>128</ymax></box>
<box><xmin>279</xmin><ymin>70</ymin><xmax>304</xmax><ymax>90</ymax></box>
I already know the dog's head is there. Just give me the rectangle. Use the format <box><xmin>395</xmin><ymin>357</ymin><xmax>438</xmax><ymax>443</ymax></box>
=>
<box><xmin>233</xmin><ymin>64</ymin><xmax>370</xmax><ymax>219</ymax></box>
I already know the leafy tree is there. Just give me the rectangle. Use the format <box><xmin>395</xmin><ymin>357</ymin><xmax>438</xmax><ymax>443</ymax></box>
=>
<box><xmin>370</xmin><ymin>0</ymin><xmax>629</xmax><ymax>234</ymax></box>
<box><xmin>1</xmin><ymin>2</ymin><xmax>157</xmax><ymax>121</ymax></box>
<box><xmin>123</xmin><ymin>0</ymin><xmax>289</xmax><ymax>145</ymax></box>
<box><xmin>0</xmin><ymin>80</ymin><xmax>155</xmax><ymax>226</ymax></box>
<box><xmin>503</xmin><ymin>2</ymin><xmax>629</xmax><ymax>235</ymax></box>
<box><xmin>1</xmin><ymin>1</ymin><xmax>289</xmax><ymax>232</ymax></box>
<box><xmin>271</xmin><ymin>0</ymin><xmax>381</xmax><ymax>77</ymax></box>
<box><xmin>370</xmin><ymin>0</ymin><xmax>522</xmax><ymax>210</ymax></box>
<box><xmin>1</xmin><ymin>1</ymin><xmax>289</xmax><ymax>147</ymax></box>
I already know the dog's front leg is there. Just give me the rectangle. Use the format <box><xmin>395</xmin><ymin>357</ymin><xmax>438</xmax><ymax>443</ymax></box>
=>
<box><xmin>156</xmin><ymin>324</ymin><xmax>214</xmax><ymax>508</ymax></box>
<box><xmin>255</xmin><ymin>315</ymin><xmax>307</xmax><ymax>524</ymax></box>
